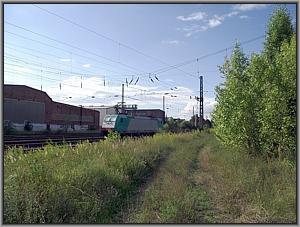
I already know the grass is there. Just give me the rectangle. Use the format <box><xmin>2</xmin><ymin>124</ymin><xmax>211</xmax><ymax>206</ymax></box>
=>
<box><xmin>4</xmin><ymin>130</ymin><xmax>296</xmax><ymax>224</ymax></box>
<box><xmin>4</xmin><ymin>133</ymin><xmax>176</xmax><ymax>223</ymax></box>
<box><xmin>127</xmin><ymin>131</ymin><xmax>214</xmax><ymax>223</ymax></box>
<box><xmin>196</xmin><ymin>131</ymin><xmax>296</xmax><ymax>223</ymax></box>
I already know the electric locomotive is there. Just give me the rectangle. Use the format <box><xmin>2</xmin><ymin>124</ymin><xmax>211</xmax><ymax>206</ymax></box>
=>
<box><xmin>102</xmin><ymin>114</ymin><xmax>163</xmax><ymax>136</ymax></box>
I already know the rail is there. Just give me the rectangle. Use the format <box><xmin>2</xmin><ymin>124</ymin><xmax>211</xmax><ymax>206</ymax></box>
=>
<box><xmin>4</xmin><ymin>135</ymin><xmax>105</xmax><ymax>152</ymax></box>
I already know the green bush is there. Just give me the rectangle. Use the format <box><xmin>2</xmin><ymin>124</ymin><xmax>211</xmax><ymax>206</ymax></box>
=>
<box><xmin>106</xmin><ymin>131</ymin><xmax>121</xmax><ymax>142</ymax></box>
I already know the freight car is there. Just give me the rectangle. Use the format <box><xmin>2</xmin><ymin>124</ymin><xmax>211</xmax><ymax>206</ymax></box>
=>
<box><xmin>4</xmin><ymin>84</ymin><xmax>100</xmax><ymax>134</ymax></box>
<box><xmin>102</xmin><ymin>114</ymin><xmax>163</xmax><ymax>136</ymax></box>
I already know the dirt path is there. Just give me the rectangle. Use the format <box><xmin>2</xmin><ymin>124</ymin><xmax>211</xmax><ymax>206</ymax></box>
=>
<box><xmin>120</xmin><ymin>133</ymin><xmax>216</xmax><ymax>223</ymax></box>
<box><xmin>115</xmin><ymin>150</ymin><xmax>173</xmax><ymax>223</ymax></box>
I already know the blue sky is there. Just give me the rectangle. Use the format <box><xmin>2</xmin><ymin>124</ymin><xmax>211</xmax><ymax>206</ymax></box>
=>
<box><xmin>4</xmin><ymin>3</ymin><xmax>296</xmax><ymax>119</ymax></box>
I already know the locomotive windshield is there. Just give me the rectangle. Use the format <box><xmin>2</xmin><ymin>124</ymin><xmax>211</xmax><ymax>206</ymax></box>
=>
<box><xmin>104</xmin><ymin>115</ymin><xmax>117</xmax><ymax>122</ymax></box>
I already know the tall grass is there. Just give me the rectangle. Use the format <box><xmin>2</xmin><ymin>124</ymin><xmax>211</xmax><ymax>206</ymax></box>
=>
<box><xmin>197</xmin><ymin>132</ymin><xmax>296</xmax><ymax>223</ymax></box>
<box><xmin>128</xmin><ymin>132</ymin><xmax>214</xmax><ymax>223</ymax></box>
<box><xmin>4</xmin><ymin>131</ymin><xmax>296</xmax><ymax>223</ymax></box>
<box><xmin>4</xmin><ymin>133</ymin><xmax>177</xmax><ymax>223</ymax></box>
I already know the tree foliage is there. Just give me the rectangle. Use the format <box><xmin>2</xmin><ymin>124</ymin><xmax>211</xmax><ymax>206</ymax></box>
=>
<box><xmin>164</xmin><ymin>117</ymin><xmax>194</xmax><ymax>133</ymax></box>
<box><xmin>163</xmin><ymin>117</ymin><xmax>212</xmax><ymax>133</ymax></box>
<box><xmin>213</xmin><ymin>7</ymin><xmax>296</xmax><ymax>161</ymax></box>
<box><xmin>264</xmin><ymin>7</ymin><xmax>294</xmax><ymax>62</ymax></box>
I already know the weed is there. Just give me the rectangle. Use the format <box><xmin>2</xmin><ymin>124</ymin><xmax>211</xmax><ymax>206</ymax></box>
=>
<box><xmin>196</xmin><ymin>133</ymin><xmax>296</xmax><ymax>223</ymax></box>
<box><xmin>4</xmin><ymin>133</ymin><xmax>184</xmax><ymax>223</ymax></box>
<box><xmin>106</xmin><ymin>131</ymin><xmax>121</xmax><ymax>142</ymax></box>
<box><xmin>128</xmin><ymin>132</ymin><xmax>214</xmax><ymax>224</ymax></box>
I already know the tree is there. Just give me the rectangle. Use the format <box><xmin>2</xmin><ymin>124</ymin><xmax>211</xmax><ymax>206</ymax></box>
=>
<box><xmin>213</xmin><ymin>43</ymin><xmax>251</xmax><ymax>149</ymax></box>
<box><xmin>213</xmin><ymin>6</ymin><xmax>296</xmax><ymax>161</ymax></box>
<box><xmin>257</xmin><ymin>7</ymin><xmax>295</xmax><ymax>159</ymax></box>
<box><xmin>264</xmin><ymin>7</ymin><xmax>294</xmax><ymax>62</ymax></box>
<box><xmin>258</xmin><ymin>34</ymin><xmax>296</xmax><ymax>160</ymax></box>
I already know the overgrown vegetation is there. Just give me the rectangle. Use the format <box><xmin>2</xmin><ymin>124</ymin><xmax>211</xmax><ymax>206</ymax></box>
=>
<box><xmin>197</xmin><ymin>131</ymin><xmax>296</xmax><ymax>223</ymax></box>
<box><xmin>4</xmin><ymin>133</ymin><xmax>175</xmax><ymax>223</ymax></box>
<box><xmin>213</xmin><ymin>7</ymin><xmax>296</xmax><ymax>161</ymax></box>
<box><xmin>163</xmin><ymin>117</ymin><xmax>211</xmax><ymax>133</ymax></box>
<box><xmin>127</xmin><ymin>132</ymin><xmax>214</xmax><ymax>223</ymax></box>
<box><xmin>106</xmin><ymin>131</ymin><xmax>122</xmax><ymax>142</ymax></box>
<box><xmin>4</xmin><ymin>131</ymin><xmax>296</xmax><ymax>223</ymax></box>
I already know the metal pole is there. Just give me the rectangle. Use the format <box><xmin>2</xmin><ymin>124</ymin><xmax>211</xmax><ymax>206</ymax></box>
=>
<box><xmin>80</xmin><ymin>105</ymin><xmax>82</xmax><ymax>125</ymax></box>
<box><xmin>193</xmin><ymin>106</ymin><xmax>194</xmax><ymax>117</ymax></box>
<box><xmin>121</xmin><ymin>83</ymin><xmax>124</xmax><ymax>114</ymax></box>
<box><xmin>193</xmin><ymin>106</ymin><xmax>196</xmax><ymax>127</ymax></box>
<box><xmin>163</xmin><ymin>95</ymin><xmax>165</xmax><ymax>123</ymax></box>
<box><xmin>199</xmin><ymin>75</ymin><xmax>200</xmax><ymax>128</ymax></box>
<box><xmin>199</xmin><ymin>76</ymin><xmax>204</xmax><ymax>130</ymax></box>
<box><xmin>40</xmin><ymin>69</ymin><xmax>43</xmax><ymax>91</ymax></box>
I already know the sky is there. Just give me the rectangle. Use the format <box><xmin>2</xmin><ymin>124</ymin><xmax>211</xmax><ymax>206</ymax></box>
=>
<box><xmin>4</xmin><ymin>3</ymin><xmax>297</xmax><ymax>120</ymax></box>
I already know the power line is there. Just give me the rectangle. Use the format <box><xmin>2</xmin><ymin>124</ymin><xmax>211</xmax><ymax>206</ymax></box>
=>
<box><xmin>5</xmin><ymin>21</ymin><xmax>146</xmax><ymax>74</ymax></box>
<box><xmin>4</xmin><ymin>68</ymin><xmax>138</xmax><ymax>99</ymax></box>
<box><xmin>4</xmin><ymin>53</ymin><xmax>101</xmax><ymax>79</ymax></box>
<box><xmin>32</xmin><ymin>4</ymin><xmax>197</xmax><ymax>78</ymax></box>
<box><xmin>4</xmin><ymin>42</ymin><xmax>126</xmax><ymax>75</ymax></box>
<box><xmin>116</xmin><ymin>34</ymin><xmax>265</xmax><ymax>82</ymax></box>
<box><xmin>5</xmin><ymin>19</ymin><xmax>264</xmax><ymax>103</ymax></box>
<box><xmin>5</xmin><ymin>30</ymin><xmax>139</xmax><ymax>75</ymax></box>
<box><xmin>5</xmin><ymin>52</ymin><xmax>139</xmax><ymax>83</ymax></box>
<box><xmin>4</xmin><ymin>60</ymin><xmax>152</xmax><ymax>94</ymax></box>
<box><xmin>151</xmin><ymin>35</ymin><xmax>265</xmax><ymax>76</ymax></box>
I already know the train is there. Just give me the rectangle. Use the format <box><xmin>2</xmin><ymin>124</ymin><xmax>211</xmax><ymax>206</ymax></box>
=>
<box><xmin>4</xmin><ymin>85</ymin><xmax>165</xmax><ymax>136</ymax></box>
<box><xmin>102</xmin><ymin>114</ymin><xmax>163</xmax><ymax>136</ymax></box>
<box><xmin>4</xmin><ymin>84</ymin><xmax>99</xmax><ymax>133</ymax></box>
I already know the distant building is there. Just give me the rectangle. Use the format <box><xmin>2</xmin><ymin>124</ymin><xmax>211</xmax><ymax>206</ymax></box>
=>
<box><xmin>84</xmin><ymin>105</ymin><xmax>117</xmax><ymax>128</ymax></box>
<box><xmin>4</xmin><ymin>84</ymin><xmax>99</xmax><ymax>131</ymax></box>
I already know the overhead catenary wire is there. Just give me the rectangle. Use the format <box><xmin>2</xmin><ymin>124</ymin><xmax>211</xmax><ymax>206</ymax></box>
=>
<box><xmin>5</xmin><ymin>53</ymin><xmax>143</xmax><ymax>83</ymax></box>
<box><xmin>4</xmin><ymin>60</ymin><xmax>153</xmax><ymax>94</ymax></box>
<box><xmin>32</xmin><ymin>4</ymin><xmax>197</xmax><ymax>79</ymax></box>
<box><xmin>5</xmin><ymin>33</ymin><xmax>165</xmax><ymax>91</ymax></box>
<box><xmin>5</xmin><ymin>15</ymin><xmax>265</xmax><ymax>115</ymax></box>
<box><xmin>5</xmin><ymin>45</ymin><xmax>160</xmax><ymax>92</ymax></box>
<box><xmin>4</xmin><ymin>42</ymin><xmax>129</xmax><ymax>75</ymax></box>
<box><xmin>5</xmin><ymin>63</ymin><xmax>186</xmax><ymax>110</ymax></box>
<box><xmin>150</xmin><ymin>34</ymin><xmax>265</xmax><ymax>76</ymax></box>
<box><xmin>4</xmin><ymin>54</ymin><xmax>101</xmax><ymax>79</ymax></box>
<box><xmin>4</xmin><ymin>68</ymin><xmax>140</xmax><ymax>100</ymax></box>
<box><xmin>5</xmin><ymin>25</ymin><xmax>264</xmax><ymax>95</ymax></box>
<box><xmin>5</xmin><ymin>30</ymin><xmax>140</xmax><ymax>76</ymax></box>
<box><xmin>5</xmin><ymin>21</ymin><xmax>147</xmax><ymax>74</ymax></box>
<box><xmin>5</xmin><ymin>28</ymin><xmax>145</xmax><ymax>76</ymax></box>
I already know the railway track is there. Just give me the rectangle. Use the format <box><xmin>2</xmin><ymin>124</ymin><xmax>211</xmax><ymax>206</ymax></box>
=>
<box><xmin>4</xmin><ymin>135</ymin><xmax>105</xmax><ymax>151</ymax></box>
<box><xmin>4</xmin><ymin>132</ymin><xmax>102</xmax><ymax>141</ymax></box>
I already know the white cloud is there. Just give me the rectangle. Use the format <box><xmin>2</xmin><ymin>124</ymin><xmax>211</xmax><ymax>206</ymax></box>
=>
<box><xmin>164</xmin><ymin>79</ymin><xmax>175</xmax><ymax>82</ymax></box>
<box><xmin>185</xmin><ymin>25</ymin><xmax>208</xmax><ymax>37</ymax></box>
<box><xmin>12</xmin><ymin>66</ymin><xmax>33</xmax><ymax>73</ymax></box>
<box><xmin>59</xmin><ymin>58</ymin><xmax>72</xmax><ymax>62</ymax></box>
<box><xmin>232</xmin><ymin>4</ymin><xmax>267</xmax><ymax>11</ymax></box>
<box><xmin>208</xmin><ymin>18</ymin><xmax>222</xmax><ymax>28</ymax></box>
<box><xmin>82</xmin><ymin>64</ymin><xmax>91</xmax><ymax>68</ymax></box>
<box><xmin>226</xmin><ymin>11</ymin><xmax>239</xmax><ymax>17</ymax></box>
<box><xmin>179</xmin><ymin>10</ymin><xmax>241</xmax><ymax>37</ymax></box>
<box><xmin>177</xmin><ymin>24</ymin><xmax>199</xmax><ymax>32</ymax></box>
<box><xmin>177</xmin><ymin>11</ymin><xmax>207</xmax><ymax>21</ymax></box>
<box><xmin>239</xmin><ymin>15</ymin><xmax>249</xmax><ymax>19</ymax></box>
<box><xmin>45</xmin><ymin>76</ymin><xmax>200</xmax><ymax>118</ymax></box>
<box><xmin>180</xmin><ymin>97</ymin><xmax>217</xmax><ymax>120</ymax></box>
<box><xmin>161</xmin><ymin>40</ymin><xmax>183</xmax><ymax>45</ymax></box>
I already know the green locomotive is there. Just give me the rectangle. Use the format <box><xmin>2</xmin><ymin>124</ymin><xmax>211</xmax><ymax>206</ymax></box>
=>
<box><xmin>102</xmin><ymin>114</ymin><xmax>163</xmax><ymax>136</ymax></box>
